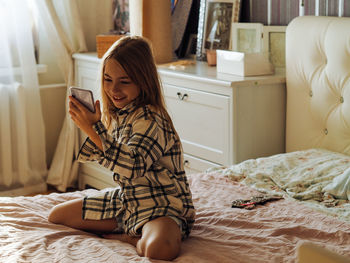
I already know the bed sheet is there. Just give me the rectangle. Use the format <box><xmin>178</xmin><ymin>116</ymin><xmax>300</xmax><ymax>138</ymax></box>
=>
<box><xmin>1</xmin><ymin>151</ymin><xmax>350</xmax><ymax>262</ymax></box>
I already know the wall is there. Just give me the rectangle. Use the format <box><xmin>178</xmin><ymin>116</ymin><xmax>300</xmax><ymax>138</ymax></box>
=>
<box><xmin>39</xmin><ymin>84</ymin><xmax>66</xmax><ymax>167</ymax></box>
<box><xmin>77</xmin><ymin>0</ymin><xmax>114</xmax><ymax>51</ymax></box>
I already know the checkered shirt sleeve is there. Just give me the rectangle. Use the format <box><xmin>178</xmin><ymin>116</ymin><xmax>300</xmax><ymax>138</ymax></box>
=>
<box><xmin>78</xmin><ymin>118</ymin><xmax>169</xmax><ymax>181</ymax></box>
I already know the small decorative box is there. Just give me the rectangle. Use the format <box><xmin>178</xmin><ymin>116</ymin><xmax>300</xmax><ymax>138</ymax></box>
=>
<box><xmin>96</xmin><ymin>34</ymin><xmax>125</xmax><ymax>58</ymax></box>
<box><xmin>216</xmin><ymin>50</ymin><xmax>274</xmax><ymax>77</ymax></box>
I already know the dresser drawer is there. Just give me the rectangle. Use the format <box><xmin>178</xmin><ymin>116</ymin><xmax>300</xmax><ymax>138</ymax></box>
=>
<box><xmin>79</xmin><ymin>162</ymin><xmax>117</xmax><ymax>190</ymax></box>
<box><xmin>183</xmin><ymin>154</ymin><xmax>221</xmax><ymax>174</ymax></box>
<box><xmin>78</xmin><ymin>133</ymin><xmax>117</xmax><ymax>189</ymax></box>
<box><xmin>76</xmin><ymin>66</ymin><xmax>101</xmax><ymax>101</ymax></box>
<box><xmin>163</xmin><ymin>84</ymin><xmax>230</xmax><ymax>165</ymax></box>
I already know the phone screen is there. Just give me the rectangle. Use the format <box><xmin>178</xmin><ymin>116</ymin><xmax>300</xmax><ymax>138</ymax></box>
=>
<box><xmin>70</xmin><ymin>87</ymin><xmax>95</xmax><ymax>113</ymax></box>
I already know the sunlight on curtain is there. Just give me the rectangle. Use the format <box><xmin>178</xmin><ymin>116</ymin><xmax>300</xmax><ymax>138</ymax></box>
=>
<box><xmin>0</xmin><ymin>0</ymin><xmax>47</xmax><ymax>196</ymax></box>
<box><xmin>34</xmin><ymin>0</ymin><xmax>88</xmax><ymax>192</ymax></box>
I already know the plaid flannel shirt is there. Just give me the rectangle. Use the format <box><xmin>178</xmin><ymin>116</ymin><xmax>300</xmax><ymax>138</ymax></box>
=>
<box><xmin>77</xmin><ymin>102</ymin><xmax>195</xmax><ymax>237</ymax></box>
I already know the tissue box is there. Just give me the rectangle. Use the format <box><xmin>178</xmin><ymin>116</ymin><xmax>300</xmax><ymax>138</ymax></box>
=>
<box><xmin>216</xmin><ymin>50</ymin><xmax>274</xmax><ymax>77</ymax></box>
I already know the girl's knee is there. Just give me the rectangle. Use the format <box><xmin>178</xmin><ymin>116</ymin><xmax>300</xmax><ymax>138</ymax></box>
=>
<box><xmin>138</xmin><ymin>216</ymin><xmax>182</xmax><ymax>260</ymax></box>
<box><xmin>48</xmin><ymin>199</ymin><xmax>83</xmax><ymax>225</ymax></box>
<box><xmin>48</xmin><ymin>202</ymin><xmax>70</xmax><ymax>224</ymax></box>
<box><xmin>139</xmin><ymin>234</ymin><xmax>181</xmax><ymax>261</ymax></box>
<box><xmin>48</xmin><ymin>204</ymin><xmax>62</xmax><ymax>224</ymax></box>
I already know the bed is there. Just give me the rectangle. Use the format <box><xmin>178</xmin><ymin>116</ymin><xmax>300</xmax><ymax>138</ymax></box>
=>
<box><xmin>1</xmin><ymin>16</ymin><xmax>350</xmax><ymax>262</ymax></box>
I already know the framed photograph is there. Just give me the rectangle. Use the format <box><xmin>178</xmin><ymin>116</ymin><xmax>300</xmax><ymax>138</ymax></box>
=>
<box><xmin>196</xmin><ymin>0</ymin><xmax>241</xmax><ymax>61</ymax></box>
<box><xmin>263</xmin><ymin>26</ymin><xmax>287</xmax><ymax>68</ymax></box>
<box><xmin>231</xmin><ymin>22</ymin><xmax>263</xmax><ymax>53</ymax></box>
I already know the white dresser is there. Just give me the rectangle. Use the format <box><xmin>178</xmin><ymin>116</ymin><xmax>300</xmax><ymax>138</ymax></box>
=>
<box><xmin>73</xmin><ymin>52</ymin><xmax>286</xmax><ymax>189</ymax></box>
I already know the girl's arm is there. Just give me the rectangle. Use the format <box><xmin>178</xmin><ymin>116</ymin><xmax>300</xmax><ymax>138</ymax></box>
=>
<box><xmin>79</xmin><ymin>110</ymin><xmax>173</xmax><ymax>181</ymax></box>
<box><xmin>95</xmin><ymin>117</ymin><xmax>169</xmax><ymax>181</ymax></box>
<box><xmin>70</xmin><ymin>97</ymin><xmax>173</xmax><ymax>180</ymax></box>
<box><xmin>83</xmin><ymin>127</ymin><xmax>103</xmax><ymax>151</ymax></box>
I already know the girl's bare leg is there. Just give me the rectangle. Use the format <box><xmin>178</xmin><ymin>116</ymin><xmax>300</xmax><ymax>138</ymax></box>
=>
<box><xmin>104</xmin><ymin>216</ymin><xmax>181</xmax><ymax>261</ymax></box>
<box><xmin>50</xmin><ymin>200</ymin><xmax>181</xmax><ymax>260</ymax></box>
<box><xmin>48</xmin><ymin>198</ymin><xmax>117</xmax><ymax>233</ymax></box>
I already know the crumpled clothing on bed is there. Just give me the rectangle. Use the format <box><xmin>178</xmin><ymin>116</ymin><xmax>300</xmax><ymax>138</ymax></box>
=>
<box><xmin>231</xmin><ymin>195</ymin><xmax>283</xmax><ymax>209</ymax></box>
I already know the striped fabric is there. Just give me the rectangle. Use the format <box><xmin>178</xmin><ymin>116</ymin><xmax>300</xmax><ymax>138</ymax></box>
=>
<box><xmin>246</xmin><ymin>0</ymin><xmax>350</xmax><ymax>25</ymax></box>
<box><xmin>78</xmin><ymin>102</ymin><xmax>195</xmax><ymax>238</ymax></box>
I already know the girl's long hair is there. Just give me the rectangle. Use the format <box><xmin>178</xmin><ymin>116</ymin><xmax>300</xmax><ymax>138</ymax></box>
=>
<box><xmin>100</xmin><ymin>36</ymin><xmax>177</xmax><ymax>134</ymax></box>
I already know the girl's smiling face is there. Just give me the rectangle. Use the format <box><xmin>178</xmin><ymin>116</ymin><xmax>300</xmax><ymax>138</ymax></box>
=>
<box><xmin>103</xmin><ymin>59</ymin><xmax>140</xmax><ymax>109</ymax></box>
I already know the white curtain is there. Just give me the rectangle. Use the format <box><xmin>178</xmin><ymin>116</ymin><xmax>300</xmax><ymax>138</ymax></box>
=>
<box><xmin>0</xmin><ymin>0</ymin><xmax>47</xmax><ymax>196</ymax></box>
<box><xmin>34</xmin><ymin>0</ymin><xmax>88</xmax><ymax>192</ymax></box>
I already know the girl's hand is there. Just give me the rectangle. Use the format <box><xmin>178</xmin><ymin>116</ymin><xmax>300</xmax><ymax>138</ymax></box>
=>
<box><xmin>68</xmin><ymin>96</ymin><xmax>102</xmax><ymax>135</ymax></box>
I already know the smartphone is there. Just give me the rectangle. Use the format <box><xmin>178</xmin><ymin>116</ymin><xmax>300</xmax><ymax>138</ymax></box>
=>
<box><xmin>70</xmin><ymin>87</ymin><xmax>95</xmax><ymax>113</ymax></box>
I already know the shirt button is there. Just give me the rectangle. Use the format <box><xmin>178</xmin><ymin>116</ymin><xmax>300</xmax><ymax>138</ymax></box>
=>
<box><xmin>340</xmin><ymin>96</ymin><xmax>344</xmax><ymax>103</ymax></box>
<box><xmin>324</xmin><ymin>128</ymin><xmax>328</xmax><ymax>135</ymax></box>
<box><xmin>309</xmin><ymin>90</ymin><xmax>313</xmax><ymax>97</ymax></box>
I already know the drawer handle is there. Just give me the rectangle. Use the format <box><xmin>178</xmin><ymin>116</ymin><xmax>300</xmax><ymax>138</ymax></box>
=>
<box><xmin>184</xmin><ymin>160</ymin><xmax>189</xmax><ymax>166</ymax></box>
<box><xmin>177</xmin><ymin>92</ymin><xmax>188</xmax><ymax>100</ymax></box>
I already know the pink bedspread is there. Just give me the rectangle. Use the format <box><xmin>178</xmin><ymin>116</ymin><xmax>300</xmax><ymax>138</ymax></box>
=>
<box><xmin>1</xmin><ymin>172</ymin><xmax>350</xmax><ymax>262</ymax></box>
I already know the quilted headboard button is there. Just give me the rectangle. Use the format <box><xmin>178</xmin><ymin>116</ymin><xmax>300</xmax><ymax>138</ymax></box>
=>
<box><xmin>340</xmin><ymin>96</ymin><xmax>344</xmax><ymax>103</ymax></box>
<box><xmin>324</xmin><ymin>128</ymin><xmax>328</xmax><ymax>135</ymax></box>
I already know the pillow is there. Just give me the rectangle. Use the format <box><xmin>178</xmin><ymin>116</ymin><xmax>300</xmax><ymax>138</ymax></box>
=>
<box><xmin>323</xmin><ymin>166</ymin><xmax>350</xmax><ymax>200</ymax></box>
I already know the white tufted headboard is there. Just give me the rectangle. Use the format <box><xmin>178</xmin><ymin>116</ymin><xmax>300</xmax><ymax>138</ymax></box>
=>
<box><xmin>286</xmin><ymin>16</ymin><xmax>350</xmax><ymax>156</ymax></box>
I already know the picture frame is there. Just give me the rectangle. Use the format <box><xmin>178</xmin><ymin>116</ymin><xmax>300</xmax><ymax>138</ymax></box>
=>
<box><xmin>196</xmin><ymin>0</ymin><xmax>241</xmax><ymax>61</ymax></box>
<box><xmin>262</xmin><ymin>26</ymin><xmax>287</xmax><ymax>68</ymax></box>
<box><xmin>231</xmin><ymin>22</ymin><xmax>263</xmax><ymax>53</ymax></box>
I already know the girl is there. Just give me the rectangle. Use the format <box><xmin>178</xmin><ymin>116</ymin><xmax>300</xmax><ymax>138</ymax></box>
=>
<box><xmin>48</xmin><ymin>36</ymin><xmax>195</xmax><ymax>261</ymax></box>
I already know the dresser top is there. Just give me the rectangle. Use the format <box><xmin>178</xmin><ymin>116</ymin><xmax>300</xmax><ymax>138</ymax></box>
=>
<box><xmin>73</xmin><ymin>52</ymin><xmax>286</xmax><ymax>87</ymax></box>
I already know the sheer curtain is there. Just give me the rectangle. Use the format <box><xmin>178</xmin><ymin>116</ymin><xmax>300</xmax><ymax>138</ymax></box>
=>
<box><xmin>0</xmin><ymin>0</ymin><xmax>47</xmax><ymax>196</ymax></box>
<box><xmin>35</xmin><ymin>0</ymin><xmax>88</xmax><ymax>192</ymax></box>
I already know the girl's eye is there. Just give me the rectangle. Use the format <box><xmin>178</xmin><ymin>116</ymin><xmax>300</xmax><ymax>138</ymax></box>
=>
<box><xmin>104</xmin><ymin>78</ymin><xmax>112</xmax><ymax>82</ymax></box>
<box><xmin>120</xmin><ymin>80</ymin><xmax>131</xmax><ymax>84</ymax></box>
